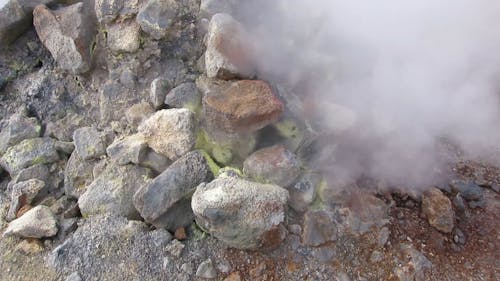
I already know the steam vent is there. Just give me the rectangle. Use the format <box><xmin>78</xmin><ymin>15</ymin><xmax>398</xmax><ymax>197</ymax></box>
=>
<box><xmin>1</xmin><ymin>0</ymin><xmax>499</xmax><ymax>280</ymax></box>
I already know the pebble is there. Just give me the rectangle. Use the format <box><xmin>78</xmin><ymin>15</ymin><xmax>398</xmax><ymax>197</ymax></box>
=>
<box><xmin>196</xmin><ymin>259</ymin><xmax>217</xmax><ymax>279</ymax></box>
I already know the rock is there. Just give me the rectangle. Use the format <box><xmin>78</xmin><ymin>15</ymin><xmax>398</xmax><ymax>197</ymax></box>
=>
<box><xmin>205</xmin><ymin>13</ymin><xmax>255</xmax><ymax>79</ymax></box>
<box><xmin>196</xmin><ymin>259</ymin><xmax>217</xmax><ymax>279</ymax></box>
<box><xmin>165</xmin><ymin>239</ymin><xmax>184</xmax><ymax>257</ymax></box>
<box><xmin>55</xmin><ymin>141</ymin><xmax>75</xmax><ymax>155</ymax></box>
<box><xmin>223</xmin><ymin>272</ymin><xmax>242</xmax><ymax>281</ymax></box>
<box><xmin>138</xmin><ymin>109</ymin><xmax>196</xmax><ymax>160</ymax></box>
<box><xmin>95</xmin><ymin>0</ymin><xmax>140</xmax><ymax>24</ymax></box>
<box><xmin>450</xmin><ymin>181</ymin><xmax>484</xmax><ymax>201</ymax></box>
<box><xmin>0</xmin><ymin>113</ymin><xmax>40</xmax><ymax>154</ymax></box>
<box><xmin>73</xmin><ymin>127</ymin><xmax>110</xmax><ymax>160</ymax></box>
<box><xmin>106</xmin><ymin>134</ymin><xmax>148</xmax><ymax>166</ymax></box>
<box><xmin>342</xmin><ymin>190</ymin><xmax>389</xmax><ymax>235</ymax></box>
<box><xmin>3</xmin><ymin>205</ymin><xmax>58</xmax><ymax>238</ymax></box>
<box><xmin>65</xmin><ymin>272</ymin><xmax>82</xmax><ymax>281</ymax></box>
<box><xmin>394</xmin><ymin>244</ymin><xmax>432</xmax><ymax>281</ymax></box>
<box><xmin>288</xmin><ymin>173</ymin><xmax>319</xmax><ymax>212</ymax></box>
<box><xmin>64</xmin><ymin>151</ymin><xmax>97</xmax><ymax>199</ymax></box>
<box><xmin>45</xmin><ymin>113</ymin><xmax>85</xmax><ymax>142</ymax></box>
<box><xmin>100</xmin><ymin>79</ymin><xmax>142</xmax><ymax>123</ymax></box>
<box><xmin>0</xmin><ymin>137</ymin><xmax>59</xmax><ymax>175</ymax></box>
<box><xmin>150</xmin><ymin>77</ymin><xmax>171</xmax><ymax>109</ymax></box>
<box><xmin>165</xmin><ymin>82</ymin><xmax>201</xmax><ymax>111</ymax></box>
<box><xmin>125</xmin><ymin>102</ymin><xmax>154</xmax><ymax>128</ymax></box>
<box><xmin>243</xmin><ymin>144</ymin><xmax>301</xmax><ymax>187</ymax></box>
<box><xmin>136</xmin><ymin>0</ymin><xmax>179</xmax><ymax>39</ymax></box>
<box><xmin>180</xmin><ymin>262</ymin><xmax>193</xmax><ymax>275</ymax></box>
<box><xmin>140</xmin><ymin>149</ymin><xmax>171</xmax><ymax>173</ymax></box>
<box><xmin>200</xmin><ymin>0</ymin><xmax>236</xmax><ymax>18</ymax></box>
<box><xmin>174</xmin><ymin>227</ymin><xmax>187</xmax><ymax>240</ymax></box>
<box><xmin>202</xmin><ymin>80</ymin><xmax>283</xmax><ymax>134</ymax></box>
<box><xmin>78</xmin><ymin>164</ymin><xmax>152</xmax><ymax>219</ymax></box>
<box><xmin>149</xmin><ymin>228</ymin><xmax>173</xmax><ymax>247</ymax></box>
<box><xmin>133</xmin><ymin>150</ymin><xmax>213</xmax><ymax>230</ymax></box>
<box><xmin>302</xmin><ymin>210</ymin><xmax>337</xmax><ymax>247</ymax></box>
<box><xmin>8</xmin><ymin>163</ymin><xmax>49</xmax><ymax>189</ymax></box>
<box><xmin>33</xmin><ymin>3</ymin><xmax>96</xmax><ymax>74</ymax></box>
<box><xmin>107</xmin><ymin>20</ymin><xmax>141</xmax><ymax>53</ymax></box>
<box><xmin>7</xmin><ymin>179</ymin><xmax>45</xmax><ymax>221</ymax></box>
<box><xmin>192</xmin><ymin>176</ymin><xmax>289</xmax><ymax>250</ymax></box>
<box><xmin>422</xmin><ymin>187</ymin><xmax>455</xmax><ymax>233</ymax></box>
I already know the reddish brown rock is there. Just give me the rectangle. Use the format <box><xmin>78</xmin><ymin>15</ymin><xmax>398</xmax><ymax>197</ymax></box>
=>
<box><xmin>422</xmin><ymin>187</ymin><xmax>455</xmax><ymax>233</ymax></box>
<box><xmin>174</xmin><ymin>227</ymin><xmax>187</xmax><ymax>240</ymax></box>
<box><xmin>202</xmin><ymin>80</ymin><xmax>283</xmax><ymax>134</ymax></box>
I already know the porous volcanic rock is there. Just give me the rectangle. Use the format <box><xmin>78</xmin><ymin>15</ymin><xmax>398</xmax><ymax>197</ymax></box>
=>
<box><xmin>422</xmin><ymin>187</ymin><xmax>455</xmax><ymax>233</ymax></box>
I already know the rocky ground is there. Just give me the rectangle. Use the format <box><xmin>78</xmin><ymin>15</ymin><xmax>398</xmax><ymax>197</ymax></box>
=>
<box><xmin>0</xmin><ymin>1</ymin><xmax>498</xmax><ymax>281</ymax></box>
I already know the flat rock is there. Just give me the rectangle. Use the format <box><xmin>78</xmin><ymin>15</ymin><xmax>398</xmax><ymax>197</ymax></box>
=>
<box><xmin>202</xmin><ymin>80</ymin><xmax>283</xmax><ymax>134</ymax></box>
<box><xmin>33</xmin><ymin>2</ymin><xmax>96</xmax><ymax>74</ymax></box>
<box><xmin>106</xmin><ymin>134</ymin><xmax>148</xmax><ymax>166</ymax></box>
<box><xmin>78</xmin><ymin>164</ymin><xmax>152</xmax><ymax>219</ymax></box>
<box><xmin>133</xmin><ymin>150</ymin><xmax>213</xmax><ymax>230</ymax></box>
<box><xmin>136</xmin><ymin>0</ymin><xmax>179</xmax><ymax>39</ymax></box>
<box><xmin>0</xmin><ymin>137</ymin><xmax>59</xmax><ymax>175</ymax></box>
<box><xmin>7</xmin><ymin>179</ymin><xmax>45</xmax><ymax>221</ymax></box>
<box><xmin>205</xmin><ymin>13</ymin><xmax>255</xmax><ymax>79</ymax></box>
<box><xmin>0</xmin><ymin>113</ymin><xmax>40</xmax><ymax>154</ymax></box>
<box><xmin>3</xmin><ymin>205</ymin><xmax>58</xmax><ymax>238</ymax></box>
<box><xmin>243</xmin><ymin>144</ymin><xmax>301</xmax><ymax>187</ymax></box>
<box><xmin>422</xmin><ymin>187</ymin><xmax>455</xmax><ymax>233</ymax></box>
<box><xmin>192</xmin><ymin>176</ymin><xmax>289</xmax><ymax>250</ymax></box>
<box><xmin>73</xmin><ymin>127</ymin><xmax>109</xmax><ymax>160</ymax></box>
<box><xmin>138</xmin><ymin>109</ymin><xmax>196</xmax><ymax>160</ymax></box>
<box><xmin>64</xmin><ymin>151</ymin><xmax>97</xmax><ymax>199</ymax></box>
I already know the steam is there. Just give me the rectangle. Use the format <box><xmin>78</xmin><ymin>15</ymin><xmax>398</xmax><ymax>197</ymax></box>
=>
<box><xmin>233</xmin><ymin>0</ymin><xmax>500</xmax><ymax>188</ymax></box>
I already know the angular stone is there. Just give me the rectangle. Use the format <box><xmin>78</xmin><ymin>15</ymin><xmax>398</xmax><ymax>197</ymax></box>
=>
<box><xmin>73</xmin><ymin>127</ymin><xmax>108</xmax><ymax>160</ymax></box>
<box><xmin>202</xmin><ymin>80</ymin><xmax>283</xmax><ymax>134</ymax></box>
<box><xmin>139</xmin><ymin>149</ymin><xmax>171</xmax><ymax>173</ymax></box>
<box><xmin>94</xmin><ymin>0</ymin><xmax>124</xmax><ymax>23</ymax></box>
<box><xmin>205</xmin><ymin>13</ymin><xmax>255</xmax><ymax>79</ymax></box>
<box><xmin>302</xmin><ymin>210</ymin><xmax>337</xmax><ymax>247</ymax></box>
<box><xmin>288</xmin><ymin>173</ymin><xmax>319</xmax><ymax>212</ymax></box>
<box><xmin>3</xmin><ymin>205</ymin><xmax>58</xmax><ymax>238</ymax></box>
<box><xmin>78</xmin><ymin>164</ymin><xmax>152</xmax><ymax>219</ymax></box>
<box><xmin>422</xmin><ymin>187</ymin><xmax>454</xmax><ymax>233</ymax></box>
<box><xmin>138</xmin><ymin>109</ymin><xmax>196</xmax><ymax>160</ymax></box>
<box><xmin>450</xmin><ymin>181</ymin><xmax>484</xmax><ymax>201</ymax></box>
<box><xmin>136</xmin><ymin>0</ymin><xmax>179</xmax><ymax>40</ymax></box>
<box><xmin>100</xmin><ymin>79</ymin><xmax>141</xmax><ymax>123</ymax></box>
<box><xmin>107</xmin><ymin>20</ymin><xmax>141</xmax><ymax>53</ymax></box>
<box><xmin>0</xmin><ymin>113</ymin><xmax>40</xmax><ymax>154</ymax></box>
<box><xmin>165</xmin><ymin>82</ymin><xmax>201</xmax><ymax>111</ymax></box>
<box><xmin>7</xmin><ymin>179</ymin><xmax>45</xmax><ymax>221</ymax></box>
<box><xmin>33</xmin><ymin>3</ymin><xmax>96</xmax><ymax>74</ymax></box>
<box><xmin>150</xmin><ymin>77</ymin><xmax>171</xmax><ymax>109</ymax></box>
<box><xmin>0</xmin><ymin>137</ymin><xmax>59</xmax><ymax>175</ymax></box>
<box><xmin>192</xmin><ymin>176</ymin><xmax>289</xmax><ymax>250</ymax></box>
<box><xmin>196</xmin><ymin>259</ymin><xmax>217</xmax><ymax>279</ymax></box>
<box><xmin>125</xmin><ymin>102</ymin><xmax>154</xmax><ymax>128</ymax></box>
<box><xmin>106</xmin><ymin>134</ymin><xmax>148</xmax><ymax>166</ymax></box>
<box><xmin>133</xmin><ymin>150</ymin><xmax>213</xmax><ymax>230</ymax></box>
<box><xmin>64</xmin><ymin>151</ymin><xmax>96</xmax><ymax>199</ymax></box>
<box><xmin>243</xmin><ymin>144</ymin><xmax>301</xmax><ymax>187</ymax></box>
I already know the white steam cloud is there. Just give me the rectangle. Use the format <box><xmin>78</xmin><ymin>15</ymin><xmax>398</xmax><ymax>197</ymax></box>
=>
<box><xmin>233</xmin><ymin>0</ymin><xmax>500</xmax><ymax>188</ymax></box>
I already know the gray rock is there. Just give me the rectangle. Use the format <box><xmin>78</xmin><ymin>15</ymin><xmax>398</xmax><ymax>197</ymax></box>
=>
<box><xmin>55</xmin><ymin>141</ymin><xmax>75</xmax><ymax>155</ymax></box>
<box><xmin>78</xmin><ymin>164</ymin><xmax>152</xmax><ymax>219</ymax></box>
<box><xmin>9</xmin><ymin>163</ymin><xmax>49</xmax><ymax>187</ymax></box>
<box><xmin>45</xmin><ymin>113</ymin><xmax>85</xmax><ymax>142</ymax></box>
<box><xmin>66</xmin><ymin>272</ymin><xmax>82</xmax><ymax>281</ymax></box>
<box><xmin>7</xmin><ymin>179</ymin><xmax>45</xmax><ymax>221</ymax></box>
<box><xmin>133</xmin><ymin>150</ymin><xmax>213</xmax><ymax>230</ymax></box>
<box><xmin>0</xmin><ymin>113</ymin><xmax>40</xmax><ymax>154</ymax></box>
<box><xmin>64</xmin><ymin>151</ymin><xmax>97</xmax><ymax>199</ymax></box>
<box><xmin>106</xmin><ymin>134</ymin><xmax>148</xmax><ymax>166</ymax></box>
<box><xmin>450</xmin><ymin>180</ymin><xmax>484</xmax><ymax>201</ymax></box>
<box><xmin>95</xmin><ymin>0</ymin><xmax>140</xmax><ymax>24</ymax></box>
<box><xmin>181</xmin><ymin>262</ymin><xmax>193</xmax><ymax>275</ymax></box>
<box><xmin>205</xmin><ymin>13</ymin><xmax>255</xmax><ymax>79</ymax></box>
<box><xmin>150</xmin><ymin>77</ymin><xmax>171</xmax><ymax>109</ymax></box>
<box><xmin>125</xmin><ymin>102</ymin><xmax>154</xmax><ymax>128</ymax></box>
<box><xmin>0</xmin><ymin>137</ymin><xmax>59</xmax><ymax>175</ymax></box>
<box><xmin>33</xmin><ymin>2</ymin><xmax>96</xmax><ymax>74</ymax></box>
<box><xmin>73</xmin><ymin>127</ymin><xmax>108</xmax><ymax>160</ymax></box>
<box><xmin>302</xmin><ymin>210</ymin><xmax>337</xmax><ymax>247</ymax></box>
<box><xmin>139</xmin><ymin>149</ymin><xmax>171</xmax><ymax>173</ymax></box>
<box><xmin>3</xmin><ymin>205</ymin><xmax>58</xmax><ymax>238</ymax></box>
<box><xmin>422</xmin><ymin>187</ymin><xmax>454</xmax><ymax>233</ymax></box>
<box><xmin>394</xmin><ymin>244</ymin><xmax>432</xmax><ymax>281</ymax></box>
<box><xmin>288</xmin><ymin>173</ymin><xmax>319</xmax><ymax>212</ymax></box>
<box><xmin>107</xmin><ymin>20</ymin><xmax>141</xmax><ymax>53</ymax></box>
<box><xmin>196</xmin><ymin>259</ymin><xmax>217</xmax><ymax>279</ymax></box>
<box><xmin>199</xmin><ymin>0</ymin><xmax>236</xmax><ymax>18</ymax></box>
<box><xmin>100</xmin><ymin>79</ymin><xmax>141</xmax><ymax>123</ymax></box>
<box><xmin>165</xmin><ymin>239</ymin><xmax>184</xmax><ymax>257</ymax></box>
<box><xmin>243</xmin><ymin>144</ymin><xmax>301</xmax><ymax>187</ymax></box>
<box><xmin>138</xmin><ymin>109</ymin><xmax>196</xmax><ymax>160</ymax></box>
<box><xmin>165</xmin><ymin>82</ymin><xmax>201</xmax><ymax>111</ymax></box>
<box><xmin>149</xmin><ymin>228</ymin><xmax>173</xmax><ymax>248</ymax></box>
<box><xmin>136</xmin><ymin>0</ymin><xmax>179</xmax><ymax>40</ymax></box>
<box><xmin>192</xmin><ymin>176</ymin><xmax>289</xmax><ymax>250</ymax></box>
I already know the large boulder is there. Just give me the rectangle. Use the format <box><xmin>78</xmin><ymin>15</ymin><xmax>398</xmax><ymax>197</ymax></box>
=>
<box><xmin>3</xmin><ymin>205</ymin><xmax>58</xmax><ymax>238</ymax></box>
<box><xmin>138</xmin><ymin>109</ymin><xmax>196</xmax><ymax>160</ymax></box>
<box><xmin>0</xmin><ymin>137</ymin><xmax>59</xmax><ymax>175</ymax></box>
<box><xmin>192</xmin><ymin>175</ymin><xmax>289</xmax><ymax>250</ymax></box>
<box><xmin>33</xmin><ymin>2</ymin><xmax>96</xmax><ymax>74</ymax></box>
<box><xmin>133</xmin><ymin>150</ymin><xmax>213</xmax><ymax>231</ymax></box>
<box><xmin>205</xmin><ymin>13</ymin><xmax>255</xmax><ymax>79</ymax></box>
<box><xmin>78</xmin><ymin>164</ymin><xmax>152</xmax><ymax>219</ymax></box>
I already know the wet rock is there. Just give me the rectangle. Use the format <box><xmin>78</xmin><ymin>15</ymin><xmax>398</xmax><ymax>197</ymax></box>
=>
<box><xmin>133</xmin><ymin>150</ymin><xmax>213</xmax><ymax>230</ymax></box>
<box><xmin>450</xmin><ymin>180</ymin><xmax>484</xmax><ymax>201</ymax></box>
<box><xmin>3</xmin><ymin>205</ymin><xmax>58</xmax><ymax>238</ymax></box>
<box><xmin>192</xmin><ymin>176</ymin><xmax>289</xmax><ymax>250</ymax></box>
<box><xmin>107</xmin><ymin>20</ymin><xmax>141</xmax><ymax>53</ymax></box>
<box><xmin>33</xmin><ymin>3</ymin><xmax>96</xmax><ymax>74</ymax></box>
<box><xmin>136</xmin><ymin>0</ymin><xmax>179</xmax><ymax>40</ymax></box>
<box><xmin>150</xmin><ymin>77</ymin><xmax>171</xmax><ymax>109</ymax></box>
<box><xmin>106</xmin><ymin>134</ymin><xmax>148</xmax><ymax>166</ymax></box>
<box><xmin>196</xmin><ymin>259</ymin><xmax>217</xmax><ymax>279</ymax></box>
<box><xmin>0</xmin><ymin>137</ymin><xmax>59</xmax><ymax>175</ymax></box>
<box><xmin>138</xmin><ymin>109</ymin><xmax>196</xmax><ymax>160</ymax></box>
<box><xmin>288</xmin><ymin>173</ymin><xmax>319</xmax><ymax>212</ymax></box>
<box><xmin>73</xmin><ymin>127</ymin><xmax>109</xmax><ymax>160</ymax></box>
<box><xmin>125</xmin><ymin>102</ymin><xmax>154</xmax><ymax>128</ymax></box>
<box><xmin>64</xmin><ymin>151</ymin><xmax>96</xmax><ymax>199</ymax></box>
<box><xmin>243</xmin><ymin>144</ymin><xmax>301</xmax><ymax>187</ymax></box>
<box><xmin>165</xmin><ymin>82</ymin><xmax>201</xmax><ymax>111</ymax></box>
<box><xmin>78</xmin><ymin>164</ymin><xmax>152</xmax><ymax>219</ymax></box>
<box><xmin>202</xmin><ymin>80</ymin><xmax>283</xmax><ymax>134</ymax></box>
<box><xmin>205</xmin><ymin>13</ymin><xmax>255</xmax><ymax>79</ymax></box>
<box><xmin>0</xmin><ymin>113</ymin><xmax>40</xmax><ymax>154</ymax></box>
<box><xmin>7</xmin><ymin>179</ymin><xmax>45</xmax><ymax>221</ymax></box>
<box><xmin>421</xmin><ymin>187</ymin><xmax>454</xmax><ymax>233</ymax></box>
<box><xmin>302</xmin><ymin>210</ymin><xmax>337</xmax><ymax>247</ymax></box>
